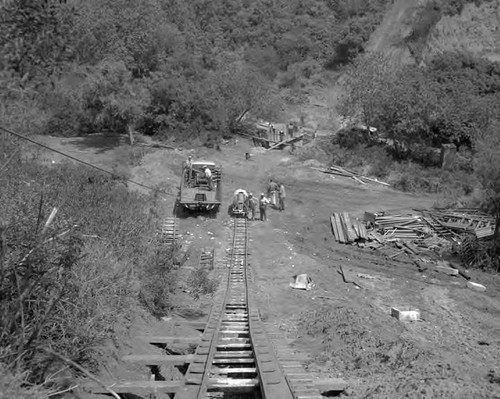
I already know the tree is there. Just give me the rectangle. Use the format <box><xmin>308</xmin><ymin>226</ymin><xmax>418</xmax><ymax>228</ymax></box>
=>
<box><xmin>427</xmin><ymin>51</ymin><xmax>500</xmax><ymax>149</ymax></box>
<box><xmin>0</xmin><ymin>0</ymin><xmax>75</xmax><ymax>80</ymax></box>
<box><xmin>474</xmin><ymin>123</ymin><xmax>500</xmax><ymax>241</ymax></box>
<box><xmin>82</xmin><ymin>61</ymin><xmax>151</xmax><ymax>132</ymax></box>
<box><xmin>338</xmin><ymin>52</ymin><xmax>438</xmax><ymax>158</ymax></box>
<box><xmin>210</xmin><ymin>60</ymin><xmax>277</xmax><ymax>134</ymax></box>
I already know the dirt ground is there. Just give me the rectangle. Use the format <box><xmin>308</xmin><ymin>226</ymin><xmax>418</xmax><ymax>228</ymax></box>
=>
<box><xmin>36</xmin><ymin>134</ymin><xmax>500</xmax><ymax>398</ymax></box>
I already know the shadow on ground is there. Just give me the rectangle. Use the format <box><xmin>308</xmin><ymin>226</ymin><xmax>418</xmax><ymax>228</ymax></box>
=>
<box><xmin>67</xmin><ymin>133</ymin><xmax>128</xmax><ymax>154</ymax></box>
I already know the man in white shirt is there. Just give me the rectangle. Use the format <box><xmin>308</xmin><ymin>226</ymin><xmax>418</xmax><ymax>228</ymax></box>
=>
<box><xmin>204</xmin><ymin>165</ymin><xmax>213</xmax><ymax>190</ymax></box>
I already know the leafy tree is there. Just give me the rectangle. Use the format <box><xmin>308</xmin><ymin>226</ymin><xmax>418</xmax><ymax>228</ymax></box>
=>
<box><xmin>338</xmin><ymin>52</ymin><xmax>394</xmax><ymax>127</ymax></box>
<box><xmin>474</xmin><ymin>123</ymin><xmax>500</xmax><ymax>247</ymax></box>
<box><xmin>427</xmin><ymin>51</ymin><xmax>500</xmax><ymax>148</ymax></box>
<box><xmin>339</xmin><ymin>52</ymin><xmax>438</xmax><ymax>158</ymax></box>
<box><xmin>71</xmin><ymin>0</ymin><xmax>171</xmax><ymax>74</ymax></box>
<box><xmin>211</xmin><ymin>60</ymin><xmax>276</xmax><ymax>133</ymax></box>
<box><xmin>0</xmin><ymin>0</ymin><xmax>75</xmax><ymax>80</ymax></box>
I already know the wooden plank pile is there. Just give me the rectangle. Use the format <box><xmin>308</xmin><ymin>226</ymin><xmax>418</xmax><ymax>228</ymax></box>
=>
<box><xmin>330</xmin><ymin>212</ymin><xmax>368</xmax><ymax>244</ymax></box>
<box><xmin>420</xmin><ymin>208</ymin><xmax>496</xmax><ymax>240</ymax></box>
<box><xmin>330</xmin><ymin>207</ymin><xmax>497</xmax><ymax>268</ymax></box>
<box><xmin>365</xmin><ymin>212</ymin><xmax>428</xmax><ymax>241</ymax></box>
<box><xmin>312</xmin><ymin>164</ymin><xmax>389</xmax><ymax>186</ymax></box>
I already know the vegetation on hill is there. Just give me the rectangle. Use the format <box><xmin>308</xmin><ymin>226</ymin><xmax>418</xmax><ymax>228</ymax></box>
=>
<box><xmin>1</xmin><ymin>0</ymin><xmax>500</xmax><ymax>394</ymax></box>
<box><xmin>0</xmin><ymin>137</ymin><xmax>175</xmax><ymax>393</ymax></box>
<box><xmin>0</xmin><ymin>0</ymin><xmax>393</xmax><ymax>142</ymax></box>
<box><xmin>337</xmin><ymin>49</ymin><xmax>500</xmax><ymax>269</ymax></box>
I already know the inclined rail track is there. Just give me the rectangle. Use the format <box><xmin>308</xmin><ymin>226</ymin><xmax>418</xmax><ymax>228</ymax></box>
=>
<box><xmin>81</xmin><ymin>214</ymin><xmax>330</xmax><ymax>398</ymax></box>
<box><xmin>176</xmin><ymin>218</ymin><xmax>294</xmax><ymax>399</ymax></box>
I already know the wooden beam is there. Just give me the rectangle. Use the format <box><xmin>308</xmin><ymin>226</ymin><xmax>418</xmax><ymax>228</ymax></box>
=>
<box><xmin>122</xmin><ymin>354</ymin><xmax>195</xmax><ymax>365</ymax></box>
<box><xmin>136</xmin><ymin>336</ymin><xmax>201</xmax><ymax>345</ymax></box>
<box><xmin>314</xmin><ymin>377</ymin><xmax>348</xmax><ymax>392</ymax></box>
<box><xmin>84</xmin><ymin>380</ymin><xmax>183</xmax><ymax>395</ymax></box>
<box><xmin>266</xmin><ymin>134</ymin><xmax>305</xmax><ymax>150</ymax></box>
<box><xmin>174</xmin><ymin>321</ymin><xmax>207</xmax><ymax>332</ymax></box>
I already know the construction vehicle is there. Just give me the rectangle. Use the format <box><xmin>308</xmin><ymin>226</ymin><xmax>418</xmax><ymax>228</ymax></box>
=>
<box><xmin>231</xmin><ymin>189</ymin><xmax>248</xmax><ymax>217</ymax></box>
<box><xmin>178</xmin><ymin>160</ymin><xmax>222</xmax><ymax>212</ymax></box>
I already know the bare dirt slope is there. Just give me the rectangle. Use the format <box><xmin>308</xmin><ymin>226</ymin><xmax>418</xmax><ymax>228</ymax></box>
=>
<box><xmin>365</xmin><ymin>0</ymin><xmax>422</xmax><ymax>64</ymax></box>
<box><xmin>34</xmin><ymin>135</ymin><xmax>500</xmax><ymax>398</ymax></box>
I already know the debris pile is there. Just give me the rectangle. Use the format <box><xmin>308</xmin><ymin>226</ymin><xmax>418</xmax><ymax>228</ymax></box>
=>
<box><xmin>331</xmin><ymin>208</ymin><xmax>495</xmax><ymax>249</ymax></box>
<box><xmin>312</xmin><ymin>164</ymin><xmax>389</xmax><ymax>186</ymax></box>
<box><xmin>330</xmin><ymin>207</ymin><xmax>496</xmax><ymax>284</ymax></box>
<box><xmin>330</xmin><ymin>212</ymin><xmax>367</xmax><ymax>244</ymax></box>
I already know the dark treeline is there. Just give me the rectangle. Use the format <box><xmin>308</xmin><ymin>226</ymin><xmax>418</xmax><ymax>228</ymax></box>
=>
<box><xmin>0</xmin><ymin>0</ymin><xmax>392</xmax><ymax>142</ymax></box>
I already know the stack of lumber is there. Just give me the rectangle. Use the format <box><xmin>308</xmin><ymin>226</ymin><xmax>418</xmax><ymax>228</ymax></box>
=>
<box><xmin>328</xmin><ymin>165</ymin><xmax>389</xmax><ymax>186</ymax></box>
<box><xmin>365</xmin><ymin>212</ymin><xmax>427</xmax><ymax>240</ymax></box>
<box><xmin>330</xmin><ymin>212</ymin><xmax>368</xmax><ymax>244</ymax></box>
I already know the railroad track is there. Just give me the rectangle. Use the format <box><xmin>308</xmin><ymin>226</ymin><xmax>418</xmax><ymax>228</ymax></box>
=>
<box><xmin>160</xmin><ymin>216</ymin><xmax>179</xmax><ymax>247</ymax></box>
<box><xmin>176</xmin><ymin>218</ymin><xmax>293</xmax><ymax>399</ymax></box>
<box><xmin>84</xmin><ymin>216</ymin><xmax>332</xmax><ymax>398</ymax></box>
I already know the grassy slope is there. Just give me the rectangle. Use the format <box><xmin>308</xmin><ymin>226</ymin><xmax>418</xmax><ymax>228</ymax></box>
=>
<box><xmin>365</xmin><ymin>0</ymin><xmax>500</xmax><ymax>63</ymax></box>
<box><xmin>424</xmin><ymin>1</ymin><xmax>500</xmax><ymax>62</ymax></box>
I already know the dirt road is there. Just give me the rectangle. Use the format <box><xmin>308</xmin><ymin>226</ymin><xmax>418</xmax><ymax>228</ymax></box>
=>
<box><xmin>38</xmin><ymin>134</ymin><xmax>500</xmax><ymax>398</ymax></box>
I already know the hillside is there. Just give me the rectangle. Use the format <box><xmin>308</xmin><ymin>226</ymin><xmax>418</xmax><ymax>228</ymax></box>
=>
<box><xmin>424</xmin><ymin>1</ymin><xmax>500</xmax><ymax>62</ymax></box>
<box><xmin>1</xmin><ymin>1</ymin><xmax>500</xmax><ymax>397</ymax></box>
<box><xmin>364</xmin><ymin>0</ymin><xmax>500</xmax><ymax>64</ymax></box>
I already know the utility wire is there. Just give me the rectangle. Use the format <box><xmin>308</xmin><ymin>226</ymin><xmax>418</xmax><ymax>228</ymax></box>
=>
<box><xmin>0</xmin><ymin>125</ymin><xmax>177</xmax><ymax>197</ymax></box>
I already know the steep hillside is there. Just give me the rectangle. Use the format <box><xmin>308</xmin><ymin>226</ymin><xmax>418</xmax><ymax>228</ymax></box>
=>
<box><xmin>365</xmin><ymin>0</ymin><xmax>500</xmax><ymax>63</ymax></box>
<box><xmin>424</xmin><ymin>1</ymin><xmax>500</xmax><ymax>62</ymax></box>
<box><xmin>365</xmin><ymin>0</ymin><xmax>425</xmax><ymax>64</ymax></box>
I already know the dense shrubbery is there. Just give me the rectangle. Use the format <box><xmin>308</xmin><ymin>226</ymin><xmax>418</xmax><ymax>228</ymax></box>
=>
<box><xmin>338</xmin><ymin>48</ymin><xmax>500</xmax><ymax>250</ymax></box>
<box><xmin>340</xmin><ymin>51</ymin><xmax>500</xmax><ymax>156</ymax></box>
<box><xmin>0</xmin><ymin>0</ymin><xmax>392</xmax><ymax>141</ymax></box>
<box><xmin>0</xmin><ymin>136</ymin><xmax>175</xmax><ymax>390</ymax></box>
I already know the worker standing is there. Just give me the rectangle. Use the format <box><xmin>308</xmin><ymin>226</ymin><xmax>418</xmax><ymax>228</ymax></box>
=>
<box><xmin>184</xmin><ymin>155</ymin><xmax>193</xmax><ymax>182</ymax></box>
<box><xmin>259</xmin><ymin>193</ymin><xmax>270</xmax><ymax>221</ymax></box>
<box><xmin>204</xmin><ymin>165</ymin><xmax>213</xmax><ymax>191</ymax></box>
<box><xmin>278</xmin><ymin>183</ymin><xmax>286</xmax><ymax>212</ymax></box>
<box><xmin>267</xmin><ymin>179</ymin><xmax>278</xmax><ymax>207</ymax></box>
<box><xmin>246</xmin><ymin>193</ymin><xmax>256</xmax><ymax>220</ymax></box>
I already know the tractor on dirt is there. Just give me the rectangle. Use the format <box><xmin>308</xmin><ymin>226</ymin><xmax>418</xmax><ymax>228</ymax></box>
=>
<box><xmin>178</xmin><ymin>160</ymin><xmax>222</xmax><ymax>213</ymax></box>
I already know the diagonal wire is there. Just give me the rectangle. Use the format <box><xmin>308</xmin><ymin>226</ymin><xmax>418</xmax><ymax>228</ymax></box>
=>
<box><xmin>0</xmin><ymin>125</ymin><xmax>177</xmax><ymax>197</ymax></box>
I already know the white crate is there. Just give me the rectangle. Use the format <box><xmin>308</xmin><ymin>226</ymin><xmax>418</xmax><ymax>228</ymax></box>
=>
<box><xmin>391</xmin><ymin>307</ymin><xmax>420</xmax><ymax>322</ymax></box>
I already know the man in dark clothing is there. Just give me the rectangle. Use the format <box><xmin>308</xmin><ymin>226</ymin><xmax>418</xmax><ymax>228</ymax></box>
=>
<box><xmin>246</xmin><ymin>193</ymin><xmax>257</xmax><ymax>220</ymax></box>
<box><xmin>267</xmin><ymin>179</ymin><xmax>278</xmax><ymax>207</ymax></box>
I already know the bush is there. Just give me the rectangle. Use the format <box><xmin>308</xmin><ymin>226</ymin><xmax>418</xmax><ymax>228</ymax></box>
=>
<box><xmin>0</xmin><ymin>143</ymin><xmax>174</xmax><ymax>387</ymax></box>
<box><xmin>330</xmin><ymin>144</ymin><xmax>393</xmax><ymax>178</ymax></box>
<box><xmin>0</xmin><ymin>362</ymin><xmax>53</xmax><ymax>399</ymax></box>
<box><xmin>187</xmin><ymin>268</ymin><xmax>219</xmax><ymax>300</ymax></box>
<box><xmin>295</xmin><ymin>137</ymin><xmax>338</xmax><ymax>163</ymax></box>
<box><xmin>459</xmin><ymin>234</ymin><xmax>500</xmax><ymax>271</ymax></box>
<box><xmin>139</xmin><ymin>243</ymin><xmax>177</xmax><ymax>317</ymax></box>
<box><xmin>389</xmin><ymin>162</ymin><xmax>478</xmax><ymax>195</ymax></box>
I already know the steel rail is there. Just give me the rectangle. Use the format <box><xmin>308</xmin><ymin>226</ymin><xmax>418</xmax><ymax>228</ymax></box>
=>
<box><xmin>195</xmin><ymin>217</ymin><xmax>251</xmax><ymax>398</ymax></box>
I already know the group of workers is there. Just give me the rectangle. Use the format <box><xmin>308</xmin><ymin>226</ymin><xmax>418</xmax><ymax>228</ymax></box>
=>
<box><xmin>186</xmin><ymin>155</ymin><xmax>286</xmax><ymax>221</ymax></box>
<box><xmin>234</xmin><ymin>179</ymin><xmax>285</xmax><ymax>222</ymax></box>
